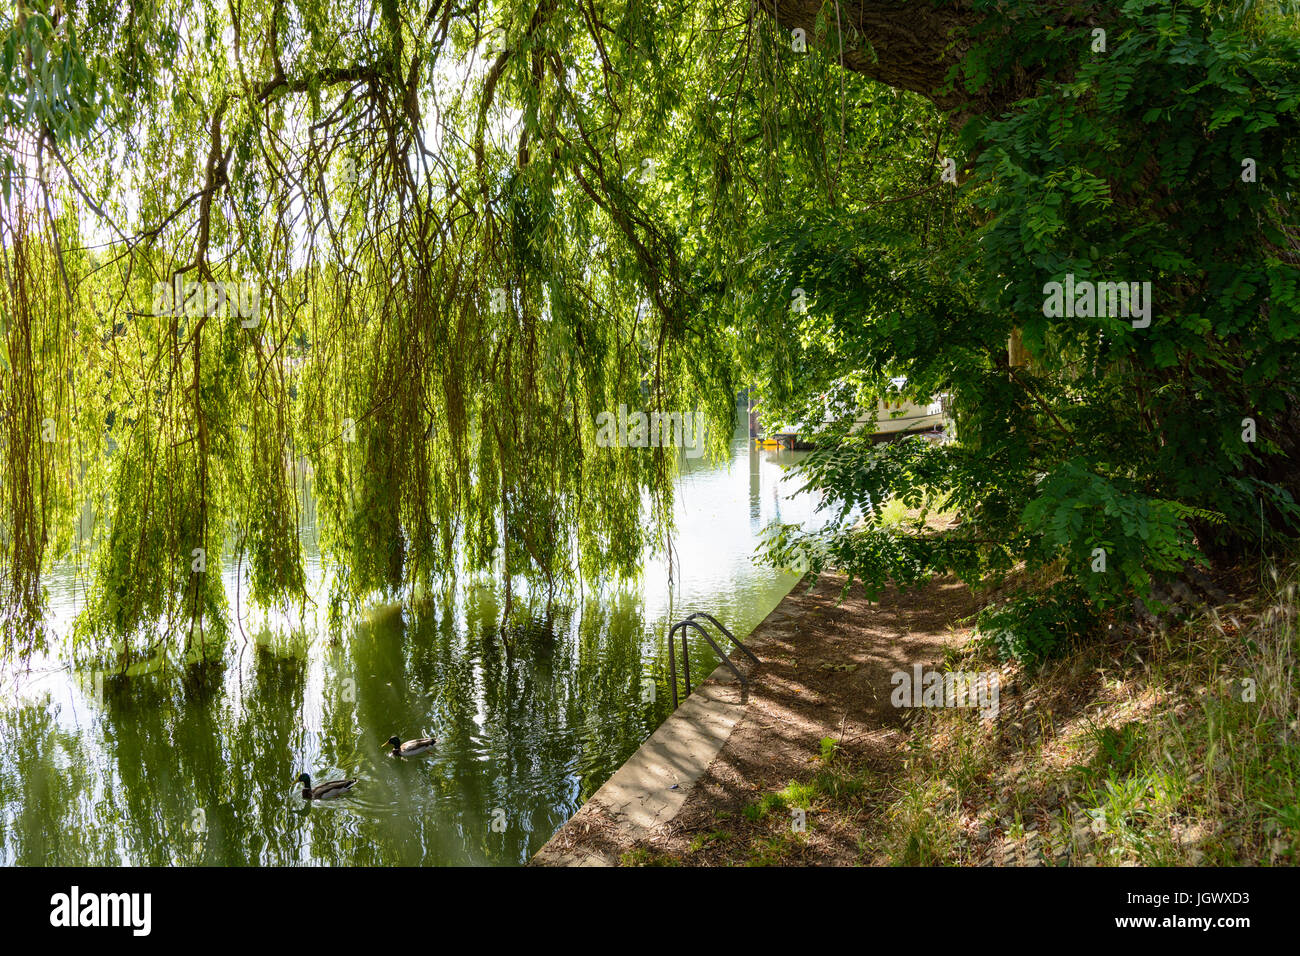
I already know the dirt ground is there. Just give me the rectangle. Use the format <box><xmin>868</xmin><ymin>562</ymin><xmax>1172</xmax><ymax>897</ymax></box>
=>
<box><xmin>540</xmin><ymin>571</ymin><xmax>982</xmax><ymax>865</ymax></box>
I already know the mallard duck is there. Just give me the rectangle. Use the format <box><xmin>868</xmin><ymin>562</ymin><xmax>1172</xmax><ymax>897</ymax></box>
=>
<box><xmin>296</xmin><ymin>772</ymin><xmax>356</xmax><ymax>800</ymax></box>
<box><xmin>385</xmin><ymin>734</ymin><xmax>436</xmax><ymax>757</ymax></box>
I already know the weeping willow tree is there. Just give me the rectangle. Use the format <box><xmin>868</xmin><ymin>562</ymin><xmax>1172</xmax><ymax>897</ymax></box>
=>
<box><xmin>0</xmin><ymin>0</ymin><xmax>775</xmax><ymax>658</ymax></box>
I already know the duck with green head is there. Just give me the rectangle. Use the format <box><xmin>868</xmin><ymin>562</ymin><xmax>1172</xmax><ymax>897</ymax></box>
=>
<box><xmin>296</xmin><ymin>773</ymin><xmax>356</xmax><ymax>800</ymax></box>
<box><xmin>385</xmin><ymin>735</ymin><xmax>436</xmax><ymax>757</ymax></box>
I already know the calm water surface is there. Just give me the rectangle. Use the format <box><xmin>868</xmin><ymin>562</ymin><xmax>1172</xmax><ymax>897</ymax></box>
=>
<box><xmin>0</xmin><ymin>415</ymin><xmax>826</xmax><ymax>865</ymax></box>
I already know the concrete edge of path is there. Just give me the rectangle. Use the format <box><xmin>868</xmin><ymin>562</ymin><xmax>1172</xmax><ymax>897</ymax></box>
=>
<box><xmin>528</xmin><ymin>596</ymin><xmax>802</xmax><ymax>866</ymax></box>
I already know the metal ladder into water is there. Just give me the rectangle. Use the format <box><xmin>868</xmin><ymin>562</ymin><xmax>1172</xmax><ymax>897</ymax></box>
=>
<box><xmin>666</xmin><ymin>612</ymin><xmax>761</xmax><ymax>709</ymax></box>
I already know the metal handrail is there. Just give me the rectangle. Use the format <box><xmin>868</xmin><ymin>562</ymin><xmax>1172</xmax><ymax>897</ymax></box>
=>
<box><xmin>666</xmin><ymin>613</ymin><xmax>760</xmax><ymax>708</ymax></box>
<box><xmin>683</xmin><ymin>612</ymin><xmax>761</xmax><ymax>666</ymax></box>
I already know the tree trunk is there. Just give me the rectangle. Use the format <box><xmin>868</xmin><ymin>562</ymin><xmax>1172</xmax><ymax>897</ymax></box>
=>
<box><xmin>755</xmin><ymin>1</ymin><xmax>1087</xmax><ymax>118</ymax></box>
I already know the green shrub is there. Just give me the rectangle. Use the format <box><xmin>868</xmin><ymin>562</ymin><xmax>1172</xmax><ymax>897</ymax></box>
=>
<box><xmin>976</xmin><ymin>581</ymin><xmax>1098</xmax><ymax>665</ymax></box>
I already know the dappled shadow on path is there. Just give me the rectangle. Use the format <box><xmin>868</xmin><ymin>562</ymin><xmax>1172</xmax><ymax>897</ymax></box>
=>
<box><xmin>533</xmin><ymin>571</ymin><xmax>980</xmax><ymax>865</ymax></box>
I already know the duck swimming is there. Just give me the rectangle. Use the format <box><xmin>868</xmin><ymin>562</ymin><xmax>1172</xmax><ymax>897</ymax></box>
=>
<box><xmin>385</xmin><ymin>735</ymin><xmax>437</xmax><ymax>757</ymax></box>
<box><xmin>296</xmin><ymin>773</ymin><xmax>356</xmax><ymax>800</ymax></box>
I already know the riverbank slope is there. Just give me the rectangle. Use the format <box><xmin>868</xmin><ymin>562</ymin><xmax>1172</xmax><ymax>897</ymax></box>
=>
<box><xmin>534</xmin><ymin>562</ymin><xmax>1298</xmax><ymax>866</ymax></box>
<box><xmin>531</xmin><ymin>571</ymin><xmax>980</xmax><ymax>865</ymax></box>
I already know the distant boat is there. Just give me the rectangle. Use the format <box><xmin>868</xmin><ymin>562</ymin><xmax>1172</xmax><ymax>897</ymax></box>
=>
<box><xmin>752</xmin><ymin>394</ymin><xmax>950</xmax><ymax>450</ymax></box>
<box><xmin>852</xmin><ymin>395</ymin><xmax>948</xmax><ymax>438</ymax></box>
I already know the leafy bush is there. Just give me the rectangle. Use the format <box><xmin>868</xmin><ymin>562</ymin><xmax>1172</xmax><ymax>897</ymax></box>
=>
<box><xmin>750</xmin><ymin>1</ymin><xmax>1300</xmax><ymax>630</ymax></box>
<box><xmin>975</xmin><ymin>581</ymin><xmax>1099</xmax><ymax>665</ymax></box>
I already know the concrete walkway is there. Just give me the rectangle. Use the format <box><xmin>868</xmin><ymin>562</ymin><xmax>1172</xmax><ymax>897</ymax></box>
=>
<box><xmin>529</xmin><ymin>602</ymin><xmax>797</xmax><ymax>866</ymax></box>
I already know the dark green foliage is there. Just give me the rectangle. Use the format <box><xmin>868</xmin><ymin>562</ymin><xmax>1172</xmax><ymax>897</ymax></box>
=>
<box><xmin>975</xmin><ymin>581</ymin><xmax>1099</xmax><ymax>665</ymax></box>
<box><xmin>750</xmin><ymin>1</ymin><xmax>1300</xmax><ymax>636</ymax></box>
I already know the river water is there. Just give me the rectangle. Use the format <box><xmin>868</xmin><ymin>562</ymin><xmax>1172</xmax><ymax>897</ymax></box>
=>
<box><xmin>0</xmin><ymin>412</ymin><xmax>824</xmax><ymax>865</ymax></box>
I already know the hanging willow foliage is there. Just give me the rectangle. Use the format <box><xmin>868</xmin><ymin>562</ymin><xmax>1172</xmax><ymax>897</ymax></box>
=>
<box><xmin>0</xmin><ymin>0</ymin><xmax>790</xmax><ymax>658</ymax></box>
<box><xmin>1</xmin><ymin>202</ymin><xmax>75</xmax><ymax>657</ymax></box>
